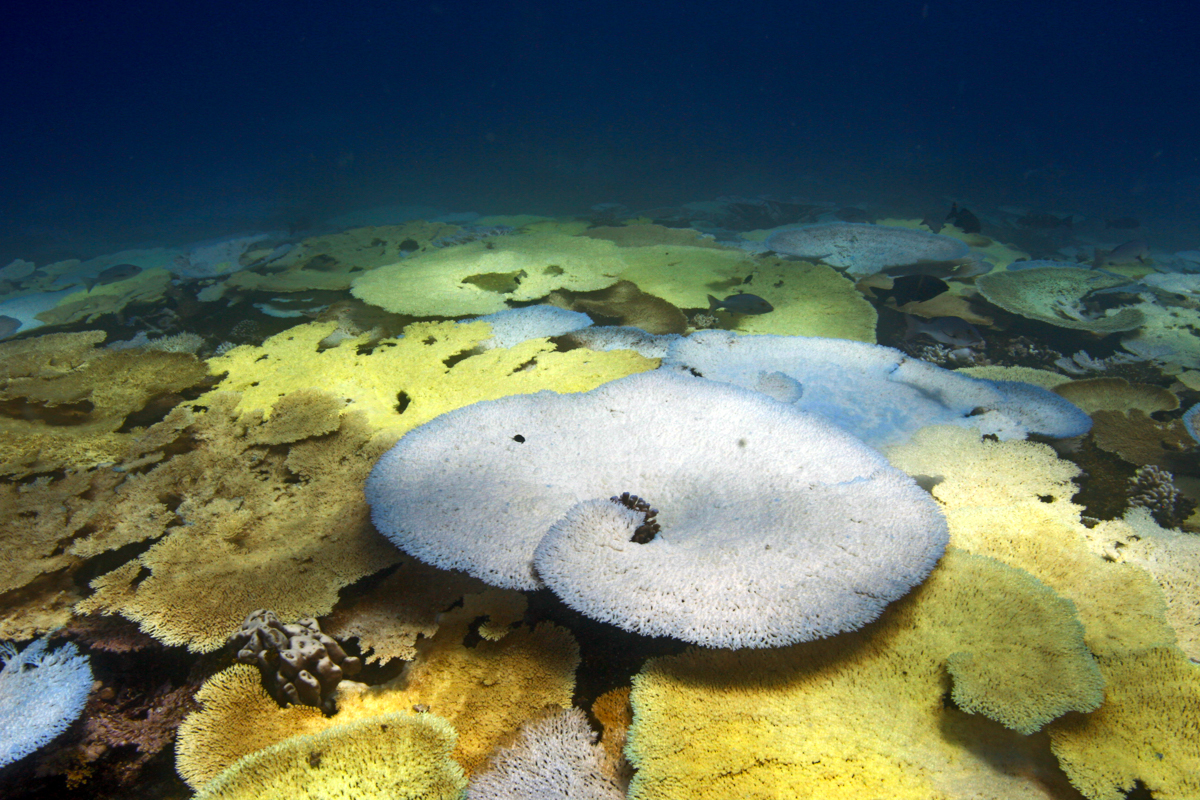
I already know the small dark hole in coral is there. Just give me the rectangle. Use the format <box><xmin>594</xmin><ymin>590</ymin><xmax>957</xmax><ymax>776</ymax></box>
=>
<box><xmin>443</xmin><ymin>348</ymin><xmax>479</xmax><ymax>369</ymax></box>
<box><xmin>1038</xmin><ymin>494</ymin><xmax>1054</xmax><ymax>503</ymax></box>
<box><xmin>512</xmin><ymin>435</ymin><xmax>525</xmax><ymax>443</ymax></box>
<box><xmin>395</xmin><ymin>391</ymin><xmax>411</xmax><ymax>414</ymax></box>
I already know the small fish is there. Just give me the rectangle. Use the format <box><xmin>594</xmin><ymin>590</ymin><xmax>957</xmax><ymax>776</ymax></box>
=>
<box><xmin>84</xmin><ymin>263</ymin><xmax>142</xmax><ymax>292</ymax></box>
<box><xmin>707</xmin><ymin>293</ymin><xmax>774</xmax><ymax>315</ymax></box>
<box><xmin>945</xmin><ymin>202</ymin><xmax>982</xmax><ymax>234</ymax></box>
<box><xmin>904</xmin><ymin>314</ymin><xmax>984</xmax><ymax>348</ymax></box>
<box><xmin>0</xmin><ymin>314</ymin><xmax>20</xmax><ymax>338</ymax></box>
<box><xmin>1094</xmin><ymin>240</ymin><xmax>1150</xmax><ymax>269</ymax></box>
<box><xmin>1016</xmin><ymin>211</ymin><xmax>1074</xmax><ymax>229</ymax></box>
<box><xmin>1105</xmin><ymin>217</ymin><xmax>1141</xmax><ymax>230</ymax></box>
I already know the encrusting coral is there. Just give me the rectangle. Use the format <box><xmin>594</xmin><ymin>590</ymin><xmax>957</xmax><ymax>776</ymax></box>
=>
<box><xmin>228</xmin><ymin>610</ymin><xmax>361</xmax><ymax>714</ymax></box>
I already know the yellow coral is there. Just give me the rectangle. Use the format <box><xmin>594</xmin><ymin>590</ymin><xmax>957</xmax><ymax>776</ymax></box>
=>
<box><xmin>75</xmin><ymin>397</ymin><xmax>402</xmax><ymax>651</ymax></box>
<box><xmin>351</xmin><ymin>231</ymin><xmax>624</xmax><ymax>316</ymax></box>
<box><xmin>35</xmin><ymin>268</ymin><xmax>173</xmax><ymax>325</ymax></box>
<box><xmin>1053</xmin><ymin>376</ymin><xmax>1179</xmax><ymax>415</ymax></box>
<box><xmin>626</xmin><ymin>549</ymin><xmax>1102</xmax><ymax>800</ymax></box>
<box><xmin>193</xmin><ymin>712</ymin><xmax>467</xmax><ymax>800</ymax></box>
<box><xmin>1084</xmin><ymin>510</ymin><xmax>1200</xmax><ymax>661</ymax></box>
<box><xmin>887</xmin><ymin>425</ymin><xmax>1175</xmax><ymax>656</ymax></box>
<box><xmin>176</xmin><ymin>594</ymin><xmax>578</xmax><ymax>782</ymax></box>
<box><xmin>176</xmin><ymin>664</ymin><xmax>329</xmax><ymax>788</ymax></box>
<box><xmin>727</xmin><ymin>258</ymin><xmax>876</xmax><ymax>340</ymax></box>
<box><xmin>203</xmin><ymin>318</ymin><xmax>656</xmax><ymax>436</ymax></box>
<box><xmin>1049</xmin><ymin>646</ymin><xmax>1200</xmax><ymax>800</ymax></box>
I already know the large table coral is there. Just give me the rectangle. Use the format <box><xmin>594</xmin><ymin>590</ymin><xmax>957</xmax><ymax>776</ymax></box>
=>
<box><xmin>202</xmin><ymin>318</ymin><xmax>656</xmax><ymax>437</ymax></box>
<box><xmin>75</xmin><ymin>393</ymin><xmax>402</xmax><ymax>651</ymax></box>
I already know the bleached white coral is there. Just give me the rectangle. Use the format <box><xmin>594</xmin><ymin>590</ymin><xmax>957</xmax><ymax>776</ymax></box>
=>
<box><xmin>466</xmin><ymin>708</ymin><xmax>623</xmax><ymax>800</ymax></box>
<box><xmin>0</xmin><ymin>638</ymin><xmax>93</xmax><ymax>767</ymax></box>
<box><xmin>366</xmin><ymin>370</ymin><xmax>948</xmax><ymax>647</ymax></box>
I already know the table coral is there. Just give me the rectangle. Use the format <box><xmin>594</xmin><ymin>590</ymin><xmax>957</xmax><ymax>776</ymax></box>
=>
<box><xmin>177</xmin><ymin>593</ymin><xmax>578</xmax><ymax>784</ymax></box>
<box><xmin>75</xmin><ymin>394</ymin><xmax>402</xmax><ymax>651</ymax></box>
<box><xmin>0</xmin><ymin>330</ymin><xmax>211</xmax><ymax>477</ymax></box>
<box><xmin>466</xmin><ymin>708</ymin><xmax>624</xmax><ymax>800</ymax></box>
<box><xmin>202</xmin><ymin>318</ymin><xmax>656</xmax><ymax>439</ymax></box>
<box><xmin>34</xmin><ymin>268</ymin><xmax>173</xmax><ymax>327</ymax></box>
<box><xmin>193</xmin><ymin>712</ymin><xmax>467</xmax><ymax>800</ymax></box>
<box><xmin>1048</xmin><ymin>646</ymin><xmax>1200</xmax><ymax>800</ymax></box>
<box><xmin>351</xmin><ymin>231</ymin><xmax>625</xmax><ymax>316</ymax></box>
<box><xmin>886</xmin><ymin>425</ymin><xmax>1176</xmax><ymax>657</ymax></box>
<box><xmin>626</xmin><ymin>549</ymin><xmax>1102</xmax><ymax>800</ymax></box>
<box><xmin>368</xmin><ymin>370</ymin><xmax>948</xmax><ymax>647</ymax></box>
<box><xmin>976</xmin><ymin>267</ymin><xmax>1145</xmax><ymax>333</ymax></box>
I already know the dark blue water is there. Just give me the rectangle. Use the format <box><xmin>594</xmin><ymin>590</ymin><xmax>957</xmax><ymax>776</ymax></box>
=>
<box><xmin>2</xmin><ymin>0</ymin><xmax>1196</xmax><ymax>261</ymax></box>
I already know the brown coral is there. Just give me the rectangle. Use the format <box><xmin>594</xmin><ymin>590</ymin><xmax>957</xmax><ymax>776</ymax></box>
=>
<box><xmin>229</xmin><ymin>610</ymin><xmax>361</xmax><ymax>713</ymax></box>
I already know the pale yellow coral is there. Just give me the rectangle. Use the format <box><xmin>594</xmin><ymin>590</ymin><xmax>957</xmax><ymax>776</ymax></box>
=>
<box><xmin>351</xmin><ymin>231</ymin><xmax>624</xmax><ymax>316</ymax></box>
<box><xmin>193</xmin><ymin>712</ymin><xmax>467</xmax><ymax>800</ymax></box>
<box><xmin>1084</xmin><ymin>510</ymin><xmax>1200</xmax><ymax>661</ymax></box>
<box><xmin>203</xmin><ymin>318</ymin><xmax>656</xmax><ymax>437</ymax></box>
<box><xmin>75</xmin><ymin>396</ymin><xmax>402</xmax><ymax>651</ymax></box>
<box><xmin>1049</xmin><ymin>646</ymin><xmax>1200</xmax><ymax>800</ymax></box>
<box><xmin>725</xmin><ymin>258</ymin><xmax>876</xmax><ymax>340</ymax></box>
<box><xmin>887</xmin><ymin>425</ymin><xmax>1175</xmax><ymax>656</ymax></box>
<box><xmin>176</xmin><ymin>664</ymin><xmax>329</xmax><ymax>788</ymax></box>
<box><xmin>887</xmin><ymin>425</ymin><xmax>1081</xmax><ymax>515</ymax></box>
<box><xmin>1053</xmin><ymin>376</ymin><xmax>1179</xmax><ymax>415</ymax></box>
<box><xmin>626</xmin><ymin>549</ymin><xmax>1102</xmax><ymax>800</ymax></box>
<box><xmin>34</xmin><ymin>268</ymin><xmax>172</xmax><ymax>326</ymax></box>
<box><xmin>323</xmin><ymin>560</ymin><xmax>490</xmax><ymax>664</ymax></box>
<box><xmin>176</xmin><ymin>594</ymin><xmax>578</xmax><ymax>783</ymax></box>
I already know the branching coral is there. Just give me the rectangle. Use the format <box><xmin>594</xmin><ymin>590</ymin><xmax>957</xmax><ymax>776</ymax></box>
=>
<box><xmin>1126</xmin><ymin>464</ymin><xmax>1193</xmax><ymax>528</ymax></box>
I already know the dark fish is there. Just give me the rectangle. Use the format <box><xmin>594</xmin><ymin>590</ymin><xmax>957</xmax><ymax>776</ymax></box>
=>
<box><xmin>904</xmin><ymin>314</ymin><xmax>984</xmax><ymax>348</ymax></box>
<box><xmin>945</xmin><ymin>202</ymin><xmax>982</xmax><ymax>234</ymax></box>
<box><xmin>707</xmin><ymin>293</ymin><xmax>774</xmax><ymax>315</ymax></box>
<box><xmin>1105</xmin><ymin>217</ymin><xmax>1141</xmax><ymax>230</ymax></box>
<box><xmin>1094</xmin><ymin>240</ymin><xmax>1150</xmax><ymax>269</ymax></box>
<box><xmin>0</xmin><ymin>315</ymin><xmax>20</xmax><ymax>338</ymax></box>
<box><xmin>1016</xmin><ymin>211</ymin><xmax>1074</xmax><ymax>229</ymax></box>
<box><xmin>84</xmin><ymin>263</ymin><xmax>142</xmax><ymax>292</ymax></box>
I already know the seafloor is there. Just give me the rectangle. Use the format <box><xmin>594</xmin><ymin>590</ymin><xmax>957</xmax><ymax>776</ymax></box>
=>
<box><xmin>0</xmin><ymin>198</ymin><xmax>1197</xmax><ymax>800</ymax></box>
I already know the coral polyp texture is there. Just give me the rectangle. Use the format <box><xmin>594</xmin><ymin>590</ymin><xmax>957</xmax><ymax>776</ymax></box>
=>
<box><xmin>366</xmin><ymin>369</ymin><xmax>949</xmax><ymax>647</ymax></box>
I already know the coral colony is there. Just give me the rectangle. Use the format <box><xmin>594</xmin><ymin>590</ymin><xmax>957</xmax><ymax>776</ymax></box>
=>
<box><xmin>1</xmin><ymin>214</ymin><xmax>1200</xmax><ymax>800</ymax></box>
